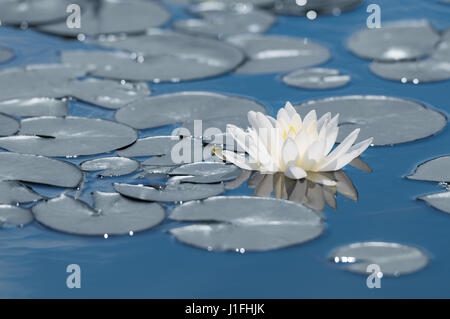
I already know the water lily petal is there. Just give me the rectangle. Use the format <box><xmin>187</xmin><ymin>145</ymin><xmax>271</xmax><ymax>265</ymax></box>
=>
<box><xmin>284</xmin><ymin>101</ymin><xmax>297</xmax><ymax>118</ymax></box>
<box><xmin>302</xmin><ymin>109</ymin><xmax>317</xmax><ymax>130</ymax></box>
<box><xmin>317</xmin><ymin>112</ymin><xmax>331</xmax><ymax>131</ymax></box>
<box><xmin>282</xmin><ymin>137</ymin><xmax>299</xmax><ymax>168</ymax></box>
<box><xmin>221</xmin><ymin>150</ymin><xmax>258</xmax><ymax>171</ymax></box>
<box><xmin>285</xmin><ymin>166</ymin><xmax>307</xmax><ymax>180</ymax></box>
<box><xmin>247</xmin><ymin>111</ymin><xmax>258</xmax><ymax>129</ymax></box>
<box><xmin>333</xmin><ymin>137</ymin><xmax>373</xmax><ymax>171</ymax></box>
<box><xmin>277</xmin><ymin>107</ymin><xmax>290</xmax><ymax>126</ymax></box>
<box><xmin>302</xmin><ymin>139</ymin><xmax>326</xmax><ymax>170</ymax></box>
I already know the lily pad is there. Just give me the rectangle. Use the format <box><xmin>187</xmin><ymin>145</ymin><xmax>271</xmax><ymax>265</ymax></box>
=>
<box><xmin>117</xmin><ymin>136</ymin><xmax>189</xmax><ymax>157</ymax></box>
<box><xmin>273</xmin><ymin>0</ymin><xmax>362</xmax><ymax>16</ymax></box>
<box><xmin>294</xmin><ymin>95</ymin><xmax>446</xmax><ymax>146</ymax></box>
<box><xmin>418</xmin><ymin>191</ymin><xmax>450</xmax><ymax>214</ymax></box>
<box><xmin>114</xmin><ymin>180</ymin><xmax>225</xmax><ymax>202</ymax></box>
<box><xmin>347</xmin><ymin>20</ymin><xmax>440</xmax><ymax>62</ymax></box>
<box><xmin>0</xmin><ymin>116</ymin><xmax>138</xmax><ymax>157</ymax></box>
<box><xmin>68</xmin><ymin>78</ymin><xmax>151</xmax><ymax>110</ymax></box>
<box><xmin>0</xmin><ymin>205</ymin><xmax>34</xmax><ymax>227</ymax></box>
<box><xmin>329</xmin><ymin>241</ymin><xmax>429</xmax><ymax>276</ymax></box>
<box><xmin>0</xmin><ymin>152</ymin><xmax>82</xmax><ymax>187</ymax></box>
<box><xmin>0</xmin><ymin>47</ymin><xmax>14</xmax><ymax>64</ymax></box>
<box><xmin>74</xmin><ymin>29</ymin><xmax>245</xmax><ymax>82</ymax></box>
<box><xmin>174</xmin><ymin>8</ymin><xmax>276</xmax><ymax>38</ymax></box>
<box><xmin>282</xmin><ymin>68</ymin><xmax>350</xmax><ymax>89</ymax></box>
<box><xmin>0</xmin><ymin>98</ymin><xmax>68</xmax><ymax>117</ymax></box>
<box><xmin>0</xmin><ymin>181</ymin><xmax>42</xmax><ymax>204</ymax></box>
<box><xmin>80</xmin><ymin>157</ymin><xmax>140</xmax><ymax>177</ymax></box>
<box><xmin>225</xmin><ymin>34</ymin><xmax>330</xmax><ymax>74</ymax></box>
<box><xmin>407</xmin><ymin>156</ymin><xmax>450</xmax><ymax>182</ymax></box>
<box><xmin>115</xmin><ymin>91</ymin><xmax>266</xmax><ymax>130</ymax></box>
<box><xmin>194</xmin><ymin>0</ymin><xmax>275</xmax><ymax>8</ymax></box>
<box><xmin>0</xmin><ymin>0</ymin><xmax>72</xmax><ymax>25</ymax></box>
<box><xmin>32</xmin><ymin>192</ymin><xmax>166</xmax><ymax>236</ymax></box>
<box><xmin>168</xmin><ymin>196</ymin><xmax>325</xmax><ymax>251</ymax></box>
<box><xmin>38</xmin><ymin>0</ymin><xmax>170</xmax><ymax>37</ymax></box>
<box><xmin>0</xmin><ymin>113</ymin><xmax>19</xmax><ymax>136</ymax></box>
<box><xmin>170</xmin><ymin>162</ymin><xmax>241</xmax><ymax>183</ymax></box>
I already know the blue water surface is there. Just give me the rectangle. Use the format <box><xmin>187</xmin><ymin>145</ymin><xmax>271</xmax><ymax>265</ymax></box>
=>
<box><xmin>1</xmin><ymin>0</ymin><xmax>450</xmax><ymax>298</ymax></box>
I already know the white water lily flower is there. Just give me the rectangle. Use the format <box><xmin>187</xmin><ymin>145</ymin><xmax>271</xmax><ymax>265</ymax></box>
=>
<box><xmin>215</xmin><ymin>102</ymin><xmax>373</xmax><ymax>180</ymax></box>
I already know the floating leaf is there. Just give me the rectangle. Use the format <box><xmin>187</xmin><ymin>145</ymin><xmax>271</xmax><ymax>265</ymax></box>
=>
<box><xmin>418</xmin><ymin>191</ymin><xmax>450</xmax><ymax>214</ymax></box>
<box><xmin>329</xmin><ymin>242</ymin><xmax>429</xmax><ymax>276</ymax></box>
<box><xmin>0</xmin><ymin>181</ymin><xmax>42</xmax><ymax>204</ymax></box>
<box><xmin>80</xmin><ymin>157</ymin><xmax>140</xmax><ymax>177</ymax></box>
<box><xmin>282</xmin><ymin>68</ymin><xmax>350</xmax><ymax>89</ymax></box>
<box><xmin>170</xmin><ymin>162</ymin><xmax>241</xmax><ymax>183</ymax></box>
<box><xmin>117</xmin><ymin>136</ymin><xmax>186</xmax><ymax>157</ymax></box>
<box><xmin>169</xmin><ymin>196</ymin><xmax>325</xmax><ymax>251</ymax></box>
<box><xmin>225</xmin><ymin>34</ymin><xmax>330</xmax><ymax>74</ymax></box>
<box><xmin>0</xmin><ymin>113</ymin><xmax>19</xmax><ymax>136</ymax></box>
<box><xmin>115</xmin><ymin>91</ymin><xmax>266</xmax><ymax>130</ymax></box>
<box><xmin>294</xmin><ymin>95</ymin><xmax>446</xmax><ymax>146</ymax></box>
<box><xmin>0</xmin><ymin>152</ymin><xmax>82</xmax><ymax>187</ymax></box>
<box><xmin>38</xmin><ymin>0</ymin><xmax>170</xmax><ymax>37</ymax></box>
<box><xmin>194</xmin><ymin>0</ymin><xmax>274</xmax><ymax>8</ymax></box>
<box><xmin>0</xmin><ymin>97</ymin><xmax>68</xmax><ymax>117</ymax></box>
<box><xmin>347</xmin><ymin>20</ymin><xmax>440</xmax><ymax>61</ymax></box>
<box><xmin>407</xmin><ymin>156</ymin><xmax>450</xmax><ymax>182</ymax></box>
<box><xmin>114</xmin><ymin>180</ymin><xmax>225</xmax><ymax>202</ymax></box>
<box><xmin>32</xmin><ymin>192</ymin><xmax>166</xmax><ymax>236</ymax></box>
<box><xmin>0</xmin><ymin>47</ymin><xmax>14</xmax><ymax>64</ymax></box>
<box><xmin>273</xmin><ymin>0</ymin><xmax>362</xmax><ymax>16</ymax></box>
<box><xmin>0</xmin><ymin>0</ymin><xmax>71</xmax><ymax>25</ymax></box>
<box><xmin>0</xmin><ymin>116</ymin><xmax>138</xmax><ymax>157</ymax></box>
<box><xmin>0</xmin><ymin>205</ymin><xmax>34</xmax><ymax>227</ymax></box>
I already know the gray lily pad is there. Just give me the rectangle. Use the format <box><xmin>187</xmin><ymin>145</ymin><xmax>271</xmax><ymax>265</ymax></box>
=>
<box><xmin>0</xmin><ymin>116</ymin><xmax>138</xmax><ymax>157</ymax></box>
<box><xmin>0</xmin><ymin>113</ymin><xmax>19</xmax><ymax>136</ymax></box>
<box><xmin>174</xmin><ymin>8</ymin><xmax>276</xmax><ymax>38</ymax></box>
<box><xmin>169</xmin><ymin>196</ymin><xmax>324</xmax><ymax>251</ymax></box>
<box><xmin>273</xmin><ymin>0</ymin><xmax>362</xmax><ymax>16</ymax></box>
<box><xmin>407</xmin><ymin>156</ymin><xmax>450</xmax><ymax>182</ymax></box>
<box><xmin>0</xmin><ymin>97</ymin><xmax>68</xmax><ymax>117</ymax></box>
<box><xmin>115</xmin><ymin>91</ymin><xmax>266</xmax><ymax>130</ymax></box>
<box><xmin>195</xmin><ymin>0</ymin><xmax>275</xmax><ymax>8</ymax></box>
<box><xmin>294</xmin><ymin>95</ymin><xmax>446</xmax><ymax>146</ymax></box>
<box><xmin>114</xmin><ymin>180</ymin><xmax>225</xmax><ymax>202</ymax></box>
<box><xmin>0</xmin><ymin>152</ymin><xmax>82</xmax><ymax>187</ymax></box>
<box><xmin>0</xmin><ymin>0</ymin><xmax>72</xmax><ymax>25</ymax></box>
<box><xmin>80</xmin><ymin>157</ymin><xmax>140</xmax><ymax>177</ymax></box>
<box><xmin>0</xmin><ymin>47</ymin><xmax>14</xmax><ymax>64</ymax></box>
<box><xmin>225</xmin><ymin>34</ymin><xmax>330</xmax><ymax>74</ymax></box>
<box><xmin>329</xmin><ymin>241</ymin><xmax>429</xmax><ymax>276</ymax></box>
<box><xmin>68</xmin><ymin>78</ymin><xmax>150</xmax><ymax>110</ymax></box>
<box><xmin>347</xmin><ymin>20</ymin><xmax>440</xmax><ymax>62</ymax></box>
<box><xmin>170</xmin><ymin>162</ymin><xmax>241</xmax><ymax>183</ymax></box>
<box><xmin>0</xmin><ymin>64</ymin><xmax>88</xmax><ymax>101</ymax></box>
<box><xmin>418</xmin><ymin>191</ymin><xmax>450</xmax><ymax>214</ymax></box>
<box><xmin>72</xmin><ymin>29</ymin><xmax>245</xmax><ymax>82</ymax></box>
<box><xmin>32</xmin><ymin>192</ymin><xmax>166</xmax><ymax>236</ymax></box>
<box><xmin>38</xmin><ymin>0</ymin><xmax>170</xmax><ymax>37</ymax></box>
<box><xmin>282</xmin><ymin>68</ymin><xmax>350</xmax><ymax>89</ymax></box>
<box><xmin>0</xmin><ymin>205</ymin><xmax>34</xmax><ymax>227</ymax></box>
<box><xmin>117</xmin><ymin>136</ymin><xmax>189</xmax><ymax>157</ymax></box>
<box><xmin>0</xmin><ymin>181</ymin><xmax>42</xmax><ymax>204</ymax></box>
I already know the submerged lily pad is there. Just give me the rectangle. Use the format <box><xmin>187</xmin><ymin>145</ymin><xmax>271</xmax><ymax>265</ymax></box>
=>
<box><xmin>115</xmin><ymin>91</ymin><xmax>266</xmax><ymax>130</ymax></box>
<box><xmin>407</xmin><ymin>156</ymin><xmax>450</xmax><ymax>182</ymax></box>
<box><xmin>0</xmin><ymin>181</ymin><xmax>42</xmax><ymax>204</ymax></box>
<box><xmin>170</xmin><ymin>162</ymin><xmax>241</xmax><ymax>183</ymax></box>
<box><xmin>174</xmin><ymin>8</ymin><xmax>276</xmax><ymax>38</ymax></box>
<box><xmin>0</xmin><ymin>116</ymin><xmax>138</xmax><ymax>157</ymax></box>
<box><xmin>169</xmin><ymin>196</ymin><xmax>324</xmax><ymax>251</ymax></box>
<box><xmin>273</xmin><ymin>0</ymin><xmax>362</xmax><ymax>16</ymax></box>
<box><xmin>80</xmin><ymin>157</ymin><xmax>140</xmax><ymax>177</ymax></box>
<box><xmin>0</xmin><ymin>98</ymin><xmax>68</xmax><ymax>117</ymax></box>
<box><xmin>347</xmin><ymin>20</ymin><xmax>440</xmax><ymax>62</ymax></box>
<box><xmin>294</xmin><ymin>95</ymin><xmax>446</xmax><ymax>146</ymax></box>
<box><xmin>32</xmin><ymin>192</ymin><xmax>166</xmax><ymax>236</ymax></box>
<box><xmin>329</xmin><ymin>242</ymin><xmax>429</xmax><ymax>276</ymax></box>
<box><xmin>114</xmin><ymin>180</ymin><xmax>225</xmax><ymax>202</ymax></box>
<box><xmin>0</xmin><ymin>152</ymin><xmax>82</xmax><ymax>187</ymax></box>
<box><xmin>0</xmin><ymin>205</ymin><xmax>34</xmax><ymax>227</ymax></box>
<box><xmin>0</xmin><ymin>113</ymin><xmax>19</xmax><ymax>136</ymax></box>
<box><xmin>38</xmin><ymin>0</ymin><xmax>170</xmax><ymax>37</ymax></box>
<box><xmin>225</xmin><ymin>34</ymin><xmax>330</xmax><ymax>74</ymax></box>
<box><xmin>0</xmin><ymin>47</ymin><xmax>14</xmax><ymax>64</ymax></box>
<box><xmin>0</xmin><ymin>0</ymin><xmax>72</xmax><ymax>25</ymax></box>
<box><xmin>418</xmin><ymin>191</ymin><xmax>450</xmax><ymax>214</ymax></box>
<box><xmin>71</xmin><ymin>29</ymin><xmax>245</xmax><ymax>82</ymax></box>
<box><xmin>282</xmin><ymin>68</ymin><xmax>350</xmax><ymax>89</ymax></box>
<box><xmin>68</xmin><ymin>78</ymin><xmax>151</xmax><ymax>110</ymax></box>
